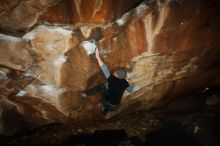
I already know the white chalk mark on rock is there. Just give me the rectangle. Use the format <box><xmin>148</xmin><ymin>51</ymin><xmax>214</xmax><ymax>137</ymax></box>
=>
<box><xmin>81</xmin><ymin>41</ymin><xmax>97</xmax><ymax>55</ymax></box>
<box><xmin>53</xmin><ymin>53</ymin><xmax>67</xmax><ymax>67</ymax></box>
<box><xmin>0</xmin><ymin>71</ymin><xmax>7</xmax><ymax>80</ymax></box>
<box><xmin>16</xmin><ymin>90</ymin><xmax>27</xmax><ymax>97</ymax></box>
<box><xmin>40</xmin><ymin>84</ymin><xmax>66</xmax><ymax>99</ymax></box>
<box><xmin>116</xmin><ymin>13</ymin><xmax>130</xmax><ymax>26</ymax></box>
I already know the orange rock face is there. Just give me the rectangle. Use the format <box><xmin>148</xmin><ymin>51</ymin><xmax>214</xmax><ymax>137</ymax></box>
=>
<box><xmin>40</xmin><ymin>0</ymin><xmax>144</xmax><ymax>24</ymax></box>
<box><xmin>0</xmin><ymin>0</ymin><xmax>220</xmax><ymax>134</ymax></box>
<box><xmin>0</xmin><ymin>0</ymin><xmax>59</xmax><ymax>30</ymax></box>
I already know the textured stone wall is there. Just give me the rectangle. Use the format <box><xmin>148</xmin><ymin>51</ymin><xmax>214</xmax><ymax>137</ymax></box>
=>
<box><xmin>40</xmin><ymin>0</ymin><xmax>144</xmax><ymax>24</ymax></box>
<box><xmin>0</xmin><ymin>0</ymin><xmax>220</xmax><ymax>134</ymax></box>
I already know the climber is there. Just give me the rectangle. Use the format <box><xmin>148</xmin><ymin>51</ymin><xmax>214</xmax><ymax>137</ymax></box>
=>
<box><xmin>79</xmin><ymin>48</ymin><xmax>134</xmax><ymax>117</ymax></box>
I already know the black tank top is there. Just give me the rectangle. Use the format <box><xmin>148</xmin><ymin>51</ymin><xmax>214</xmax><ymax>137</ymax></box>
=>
<box><xmin>106</xmin><ymin>75</ymin><xmax>129</xmax><ymax>105</ymax></box>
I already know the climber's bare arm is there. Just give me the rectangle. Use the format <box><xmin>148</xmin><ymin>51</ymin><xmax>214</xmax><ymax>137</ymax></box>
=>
<box><xmin>95</xmin><ymin>48</ymin><xmax>110</xmax><ymax>79</ymax></box>
<box><xmin>125</xmin><ymin>77</ymin><xmax>134</xmax><ymax>93</ymax></box>
<box><xmin>95</xmin><ymin>48</ymin><xmax>104</xmax><ymax>66</ymax></box>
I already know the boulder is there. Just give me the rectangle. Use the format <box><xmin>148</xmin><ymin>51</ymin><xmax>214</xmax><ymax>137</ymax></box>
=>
<box><xmin>0</xmin><ymin>0</ymin><xmax>220</xmax><ymax>134</ymax></box>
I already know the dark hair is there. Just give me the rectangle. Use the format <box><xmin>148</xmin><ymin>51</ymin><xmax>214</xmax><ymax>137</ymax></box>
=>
<box><xmin>116</xmin><ymin>68</ymin><xmax>127</xmax><ymax>79</ymax></box>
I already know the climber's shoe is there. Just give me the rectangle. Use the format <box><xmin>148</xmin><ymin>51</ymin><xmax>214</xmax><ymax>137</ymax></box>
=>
<box><xmin>79</xmin><ymin>91</ymin><xmax>88</xmax><ymax>99</ymax></box>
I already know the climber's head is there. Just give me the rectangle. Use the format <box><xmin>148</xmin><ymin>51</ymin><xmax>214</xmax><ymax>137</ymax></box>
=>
<box><xmin>113</xmin><ymin>68</ymin><xmax>127</xmax><ymax>79</ymax></box>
